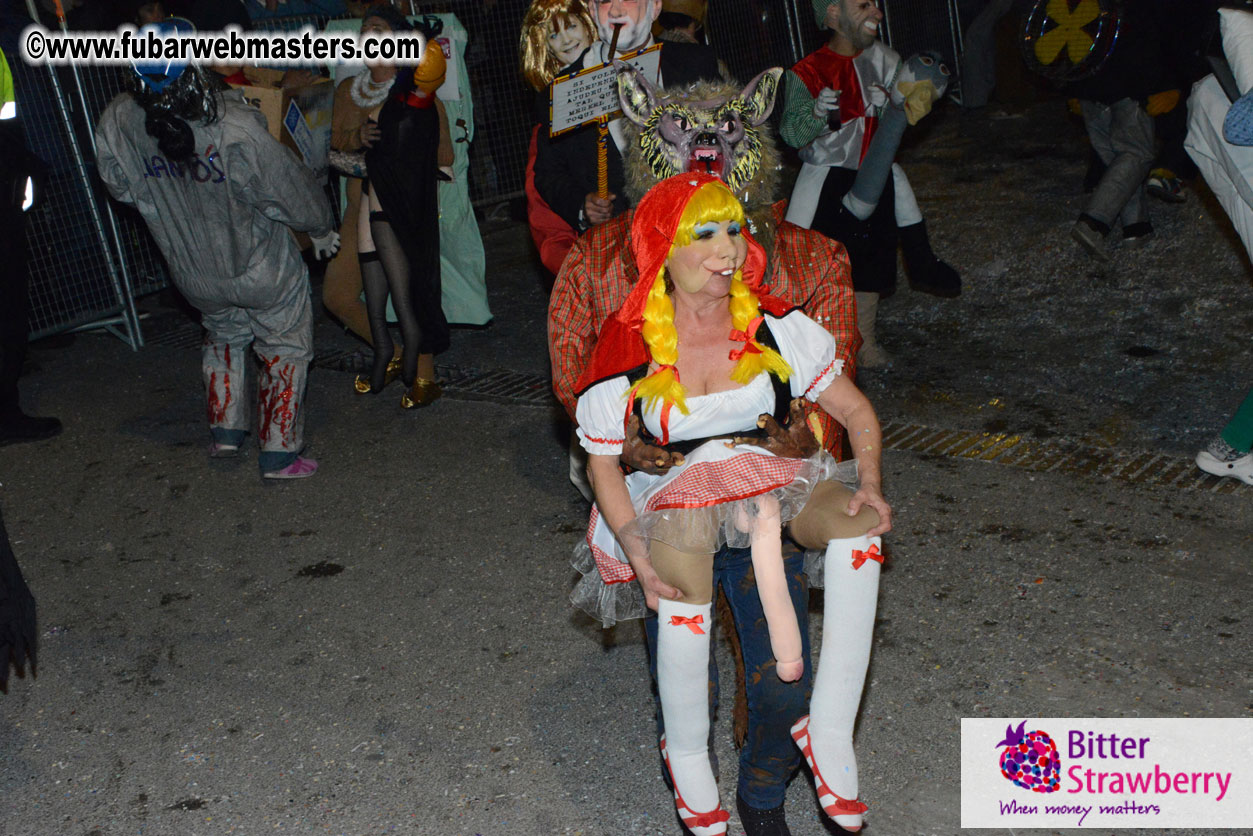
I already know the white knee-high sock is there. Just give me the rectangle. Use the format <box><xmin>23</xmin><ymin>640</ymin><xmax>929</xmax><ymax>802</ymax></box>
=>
<box><xmin>809</xmin><ymin>534</ymin><xmax>882</xmax><ymax>816</ymax></box>
<box><xmin>657</xmin><ymin>599</ymin><xmax>719</xmax><ymax>818</ymax></box>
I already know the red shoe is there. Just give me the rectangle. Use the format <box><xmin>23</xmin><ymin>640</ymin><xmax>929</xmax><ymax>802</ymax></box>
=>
<box><xmin>790</xmin><ymin>715</ymin><xmax>867</xmax><ymax>831</ymax></box>
<box><xmin>660</xmin><ymin>734</ymin><xmax>729</xmax><ymax>836</ymax></box>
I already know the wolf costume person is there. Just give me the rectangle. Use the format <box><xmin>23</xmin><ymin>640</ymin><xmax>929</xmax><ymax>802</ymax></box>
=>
<box><xmin>548</xmin><ymin>67</ymin><xmax>867</xmax><ymax>834</ymax></box>
<box><xmin>95</xmin><ymin>18</ymin><xmax>338</xmax><ymax>478</ymax></box>
<box><xmin>554</xmin><ymin>66</ymin><xmax>855</xmax><ymax>445</ymax></box>
<box><xmin>572</xmin><ymin>175</ymin><xmax>892</xmax><ymax>835</ymax></box>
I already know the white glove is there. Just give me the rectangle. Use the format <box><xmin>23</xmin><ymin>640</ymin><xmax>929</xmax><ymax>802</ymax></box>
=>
<box><xmin>21</xmin><ymin>177</ymin><xmax>33</xmax><ymax>212</ymax></box>
<box><xmin>310</xmin><ymin>230</ymin><xmax>341</xmax><ymax>260</ymax></box>
<box><xmin>866</xmin><ymin>83</ymin><xmax>889</xmax><ymax>110</ymax></box>
<box><xmin>812</xmin><ymin>87</ymin><xmax>840</xmax><ymax>119</ymax></box>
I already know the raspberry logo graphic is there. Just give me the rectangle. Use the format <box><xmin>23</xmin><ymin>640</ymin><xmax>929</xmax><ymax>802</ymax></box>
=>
<box><xmin>996</xmin><ymin>721</ymin><xmax>1061</xmax><ymax>793</ymax></box>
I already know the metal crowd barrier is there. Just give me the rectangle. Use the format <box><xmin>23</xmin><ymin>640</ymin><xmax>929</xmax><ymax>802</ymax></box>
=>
<box><xmin>14</xmin><ymin>55</ymin><xmax>149</xmax><ymax>347</ymax></box>
<box><xmin>706</xmin><ymin>0</ymin><xmax>809</xmax><ymax>92</ymax></box>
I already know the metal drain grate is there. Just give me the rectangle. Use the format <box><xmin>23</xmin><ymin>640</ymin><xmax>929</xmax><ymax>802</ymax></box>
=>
<box><xmin>143</xmin><ymin>315</ymin><xmax>205</xmax><ymax>350</ymax></box>
<box><xmin>880</xmin><ymin>421</ymin><xmax>1251</xmax><ymax>494</ymax></box>
<box><xmin>311</xmin><ymin>347</ymin><xmax>554</xmax><ymax>407</ymax></box>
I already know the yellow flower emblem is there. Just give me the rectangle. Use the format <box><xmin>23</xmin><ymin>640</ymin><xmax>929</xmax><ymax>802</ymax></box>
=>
<box><xmin>1034</xmin><ymin>0</ymin><xmax>1100</xmax><ymax>67</ymax></box>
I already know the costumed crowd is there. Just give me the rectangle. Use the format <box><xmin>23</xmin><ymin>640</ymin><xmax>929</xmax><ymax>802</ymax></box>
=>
<box><xmin>3</xmin><ymin>2</ymin><xmax>1252</xmax><ymax>836</ymax></box>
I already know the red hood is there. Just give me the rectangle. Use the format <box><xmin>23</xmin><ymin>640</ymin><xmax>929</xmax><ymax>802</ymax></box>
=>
<box><xmin>576</xmin><ymin>173</ymin><xmax>791</xmax><ymax>396</ymax></box>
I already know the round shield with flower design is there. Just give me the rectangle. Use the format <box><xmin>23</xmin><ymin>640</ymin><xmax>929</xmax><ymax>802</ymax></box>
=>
<box><xmin>1021</xmin><ymin>0</ymin><xmax>1121</xmax><ymax>83</ymax></box>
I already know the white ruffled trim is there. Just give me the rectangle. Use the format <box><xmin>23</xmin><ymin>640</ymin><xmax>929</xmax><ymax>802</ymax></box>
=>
<box><xmin>575</xmin><ymin>425</ymin><xmax>625</xmax><ymax>457</ymax></box>
<box><xmin>570</xmin><ymin>541</ymin><xmax>647</xmax><ymax>628</ymax></box>
<box><xmin>619</xmin><ymin>452</ymin><xmax>835</xmax><ymax>553</ymax></box>
<box><xmin>803</xmin><ymin>357</ymin><xmax>845</xmax><ymax>402</ymax></box>
<box><xmin>801</xmin><ymin>456</ymin><xmax>864</xmax><ymax>588</ymax></box>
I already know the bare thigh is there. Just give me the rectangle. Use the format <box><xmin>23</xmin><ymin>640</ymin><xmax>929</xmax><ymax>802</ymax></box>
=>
<box><xmin>358</xmin><ymin>184</ymin><xmax>379</xmax><ymax>251</ymax></box>
<box><xmin>787</xmin><ymin>480</ymin><xmax>880</xmax><ymax>549</ymax></box>
<box><xmin>650</xmin><ymin>540</ymin><xmax>716</xmax><ymax>605</ymax></box>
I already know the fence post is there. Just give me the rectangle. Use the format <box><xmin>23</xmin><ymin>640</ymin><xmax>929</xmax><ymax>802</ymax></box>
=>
<box><xmin>781</xmin><ymin>0</ymin><xmax>805</xmax><ymax>69</ymax></box>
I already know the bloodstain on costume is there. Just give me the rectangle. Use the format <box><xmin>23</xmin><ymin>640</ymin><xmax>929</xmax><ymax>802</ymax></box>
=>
<box><xmin>256</xmin><ymin>360</ymin><xmax>296</xmax><ymax>445</ymax></box>
<box><xmin>206</xmin><ymin>344</ymin><xmax>232</xmax><ymax>425</ymax></box>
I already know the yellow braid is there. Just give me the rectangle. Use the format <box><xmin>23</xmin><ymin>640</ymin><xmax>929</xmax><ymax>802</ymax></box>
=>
<box><xmin>635</xmin><ymin>269</ymin><xmax>689</xmax><ymax>414</ymax></box>
<box><xmin>728</xmin><ymin>276</ymin><xmax>792</xmax><ymax>384</ymax></box>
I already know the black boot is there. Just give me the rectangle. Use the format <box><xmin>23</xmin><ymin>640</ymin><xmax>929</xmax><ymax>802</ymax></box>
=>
<box><xmin>828</xmin><ymin>203</ymin><xmax>874</xmax><ymax>257</ymax></box>
<box><xmin>900</xmin><ymin>220</ymin><xmax>961</xmax><ymax>298</ymax></box>
<box><xmin>737</xmin><ymin>794</ymin><xmax>792</xmax><ymax>836</ymax></box>
<box><xmin>826</xmin><ymin>204</ymin><xmax>880</xmax><ymax>292</ymax></box>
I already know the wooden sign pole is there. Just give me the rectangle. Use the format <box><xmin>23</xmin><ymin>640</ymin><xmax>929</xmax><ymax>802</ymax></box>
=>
<box><xmin>596</xmin><ymin>117</ymin><xmax>610</xmax><ymax>197</ymax></box>
<box><xmin>596</xmin><ymin>23</ymin><xmax>623</xmax><ymax>199</ymax></box>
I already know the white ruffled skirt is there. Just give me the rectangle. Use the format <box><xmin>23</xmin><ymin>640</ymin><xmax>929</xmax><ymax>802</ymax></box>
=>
<box><xmin>570</xmin><ymin>441</ymin><xmax>858</xmax><ymax>627</ymax></box>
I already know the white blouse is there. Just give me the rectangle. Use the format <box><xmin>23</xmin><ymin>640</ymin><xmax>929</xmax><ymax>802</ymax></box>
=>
<box><xmin>576</xmin><ymin>310</ymin><xmax>843</xmax><ymax>456</ymax></box>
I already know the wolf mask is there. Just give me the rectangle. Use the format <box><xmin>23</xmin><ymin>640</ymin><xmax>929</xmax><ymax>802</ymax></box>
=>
<box><xmin>616</xmin><ymin>65</ymin><xmax>783</xmax><ymax>217</ymax></box>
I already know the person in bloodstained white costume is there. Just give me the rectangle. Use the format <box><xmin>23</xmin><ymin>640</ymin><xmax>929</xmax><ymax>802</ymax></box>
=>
<box><xmin>572</xmin><ymin>173</ymin><xmax>893</xmax><ymax>834</ymax></box>
<box><xmin>95</xmin><ymin>18</ymin><xmax>339</xmax><ymax>478</ymax></box>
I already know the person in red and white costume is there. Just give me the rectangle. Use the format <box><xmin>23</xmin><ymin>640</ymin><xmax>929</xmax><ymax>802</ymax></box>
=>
<box><xmin>572</xmin><ymin>172</ymin><xmax>892</xmax><ymax>834</ymax></box>
<box><xmin>782</xmin><ymin>0</ymin><xmax>961</xmax><ymax>369</ymax></box>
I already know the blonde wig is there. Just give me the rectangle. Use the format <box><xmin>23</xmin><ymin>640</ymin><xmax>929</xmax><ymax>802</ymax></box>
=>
<box><xmin>519</xmin><ymin>0</ymin><xmax>597</xmax><ymax>91</ymax></box>
<box><xmin>633</xmin><ymin>181</ymin><xmax>792</xmax><ymax>419</ymax></box>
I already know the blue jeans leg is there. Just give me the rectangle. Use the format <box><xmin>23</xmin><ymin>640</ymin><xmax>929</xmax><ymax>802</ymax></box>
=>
<box><xmin>257</xmin><ymin>449</ymin><xmax>299</xmax><ymax>474</ymax></box>
<box><xmin>210</xmin><ymin>427</ymin><xmax>247</xmax><ymax>447</ymax></box>
<box><xmin>721</xmin><ymin>542</ymin><xmax>812</xmax><ymax>810</ymax></box>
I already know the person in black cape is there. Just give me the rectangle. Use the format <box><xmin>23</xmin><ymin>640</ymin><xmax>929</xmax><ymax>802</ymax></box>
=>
<box><xmin>358</xmin><ymin>11</ymin><xmax>452</xmax><ymax>408</ymax></box>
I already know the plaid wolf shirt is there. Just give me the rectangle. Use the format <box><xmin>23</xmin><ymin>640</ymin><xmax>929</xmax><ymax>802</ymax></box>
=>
<box><xmin>548</xmin><ymin>201</ymin><xmax>861</xmax><ymax>458</ymax></box>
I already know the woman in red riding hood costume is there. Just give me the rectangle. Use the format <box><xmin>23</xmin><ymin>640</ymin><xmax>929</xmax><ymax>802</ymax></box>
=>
<box><xmin>571</xmin><ymin>173</ymin><xmax>892</xmax><ymax>834</ymax></box>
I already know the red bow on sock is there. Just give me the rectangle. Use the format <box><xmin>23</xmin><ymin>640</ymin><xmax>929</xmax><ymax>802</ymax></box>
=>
<box><xmin>851</xmin><ymin>543</ymin><xmax>883</xmax><ymax>569</ymax></box>
<box><xmin>689</xmin><ymin>808</ymin><xmax>731</xmax><ymax>827</ymax></box>
<box><xmin>831</xmin><ymin>797</ymin><xmax>869</xmax><ymax>814</ymax></box>
<box><xmin>669</xmin><ymin>614</ymin><xmax>705</xmax><ymax>634</ymax></box>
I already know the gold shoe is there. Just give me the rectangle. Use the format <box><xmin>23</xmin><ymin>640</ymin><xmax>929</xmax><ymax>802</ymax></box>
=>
<box><xmin>400</xmin><ymin>377</ymin><xmax>442</xmax><ymax>409</ymax></box>
<box><xmin>385</xmin><ymin>356</ymin><xmax>402</xmax><ymax>384</ymax></box>
<box><xmin>355</xmin><ymin>357</ymin><xmax>403</xmax><ymax>394</ymax></box>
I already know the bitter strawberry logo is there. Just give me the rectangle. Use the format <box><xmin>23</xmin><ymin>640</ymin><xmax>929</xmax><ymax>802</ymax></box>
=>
<box><xmin>996</xmin><ymin>721</ymin><xmax>1061</xmax><ymax>793</ymax></box>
